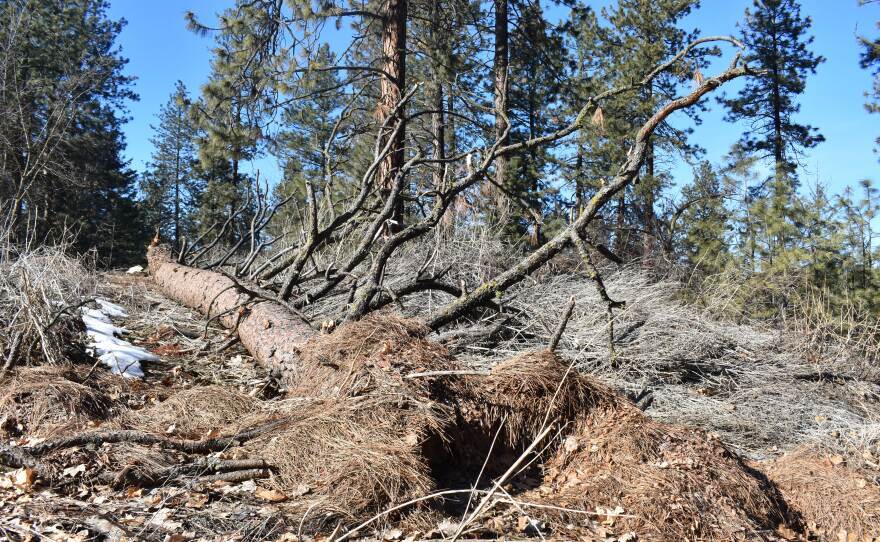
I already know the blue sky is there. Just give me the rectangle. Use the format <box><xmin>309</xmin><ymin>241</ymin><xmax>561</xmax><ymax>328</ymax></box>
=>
<box><xmin>108</xmin><ymin>0</ymin><xmax>879</xmax><ymax>195</ymax></box>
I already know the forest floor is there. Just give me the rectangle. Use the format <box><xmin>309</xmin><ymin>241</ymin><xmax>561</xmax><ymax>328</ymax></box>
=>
<box><xmin>2</xmin><ymin>270</ymin><xmax>880</xmax><ymax>541</ymax></box>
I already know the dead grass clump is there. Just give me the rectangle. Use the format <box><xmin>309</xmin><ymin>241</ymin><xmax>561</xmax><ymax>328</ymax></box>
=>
<box><xmin>246</xmin><ymin>397</ymin><xmax>445</xmax><ymax>521</ymax></box>
<box><xmin>531</xmin><ymin>399</ymin><xmax>792</xmax><ymax>541</ymax></box>
<box><xmin>0</xmin><ymin>366</ymin><xmax>114</xmax><ymax>437</ymax></box>
<box><xmin>456</xmin><ymin>350</ymin><xmax>612</xmax><ymax>451</ymax></box>
<box><xmin>761</xmin><ymin>448</ymin><xmax>880</xmax><ymax>541</ymax></box>
<box><xmin>123</xmin><ymin>385</ymin><xmax>259</xmax><ymax>438</ymax></box>
<box><xmin>289</xmin><ymin>314</ymin><xmax>455</xmax><ymax>398</ymax></box>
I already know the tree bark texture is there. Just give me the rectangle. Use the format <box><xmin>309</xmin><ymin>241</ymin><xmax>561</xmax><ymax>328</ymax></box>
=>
<box><xmin>377</xmin><ymin>0</ymin><xmax>408</xmax><ymax>231</ymax></box>
<box><xmin>147</xmin><ymin>245</ymin><xmax>313</xmax><ymax>381</ymax></box>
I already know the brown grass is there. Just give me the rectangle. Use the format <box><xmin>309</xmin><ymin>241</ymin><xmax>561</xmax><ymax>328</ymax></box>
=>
<box><xmin>761</xmin><ymin>448</ymin><xmax>880</xmax><ymax>541</ymax></box>
<box><xmin>246</xmin><ymin>316</ymin><xmax>459</xmax><ymax>520</ymax></box>
<box><xmin>245</xmin><ymin>397</ymin><xmax>442</xmax><ymax>521</ymax></box>
<box><xmin>122</xmin><ymin>385</ymin><xmax>259</xmax><ymax>438</ymax></box>
<box><xmin>289</xmin><ymin>314</ymin><xmax>454</xmax><ymax>398</ymax></box>
<box><xmin>456</xmin><ymin>350</ymin><xmax>612</xmax><ymax>450</ymax></box>
<box><xmin>0</xmin><ymin>366</ymin><xmax>117</xmax><ymax>438</ymax></box>
<box><xmin>528</xmin><ymin>390</ymin><xmax>792</xmax><ymax>540</ymax></box>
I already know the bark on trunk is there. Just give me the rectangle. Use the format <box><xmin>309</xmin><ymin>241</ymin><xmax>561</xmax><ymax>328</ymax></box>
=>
<box><xmin>147</xmin><ymin>245</ymin><xmax>313</xmax><ymax>382</ymax></box>
<box><xmin>377</xmin><ymin>0</ymin><xmax>408</xmax><ymax>232</ymax></box>
<box><xmin>493</xmin><ymin>0</ymin><xmax>509</xmax><ymax>194</ymax></box>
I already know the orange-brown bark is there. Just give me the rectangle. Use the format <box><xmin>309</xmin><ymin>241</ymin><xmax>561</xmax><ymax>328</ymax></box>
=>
<box><xmin>147</xmin><ymin>245</ymin><xmax>313</xmax><ymax>380</ymax></box>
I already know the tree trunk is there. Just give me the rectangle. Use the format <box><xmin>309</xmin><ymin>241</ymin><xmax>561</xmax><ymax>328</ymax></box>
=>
<box><xmin>430</xmin><ymin>1</ymin><xmax>445</xmax><ymax>191</ymax></box>
<box><xmin>493</xmin><ymin>0</ymin><xmax>509</xmax><ymax>192</ymax></box>
<box><xmin>147</xmin><ymin>245</ymin><xmax>313</xmax><ymax>382</ymax></box>
<box><xmin>614</xmin><ymin>193</ymin><xmax>626</xmax><ymax>256</ymax></box>
<box><xmin>642</xmin><ymin>139</ymin><xmax>655</xmax><ymax>269</ymax></box>
<box><xmin>377</xmin><ymin>0</ymin><xmax>407</xmax><ymax>233</ymax></box>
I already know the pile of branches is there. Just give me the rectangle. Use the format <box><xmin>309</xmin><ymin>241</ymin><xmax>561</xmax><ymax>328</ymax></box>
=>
<box><xmin>166</xmin><ymin>36</ymin><xmax>758</xmax><ymax>348</ymax></box>
<box><xmin>0</xmin><ymin>244</ymin><xmax>94</xmax><ymax>378</ymax></box>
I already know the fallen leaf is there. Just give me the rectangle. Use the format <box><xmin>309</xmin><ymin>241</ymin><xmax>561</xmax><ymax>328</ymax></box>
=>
<box><xmin>62</xmin><ymin>463</ymin><xmax>86</xmax><ymax>478</ymax></box>
<box><xmin>125</xmin><ymin>487</ymin><xmax>143</xmax><ymax>498</ymax></box>
<box><xmin>255</xmin><ymin>487</ymin><xmax>288</xmax><ymax>502</ymax></box>
<box><xmin>185</xmin><ymin>492</ymin><xmax>209</xmax><ymax>508</ymax></box>
<box><xmin>13</xmin><ymin>468</ymin><xmax>35</xmax><ymax>490</ymax></box>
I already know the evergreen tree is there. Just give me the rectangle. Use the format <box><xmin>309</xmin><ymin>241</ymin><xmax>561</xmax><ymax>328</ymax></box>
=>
<box><xmin>570</xmin><ymin>0</ymin><xmax>707</xmax><ymax>262</ymax></box>
<box><xmin>859</xmin><ymin>0</ymin><xmax>880</xmax><ymax>151</ymax></box>
<box><xmin>141</xmin><ymin>81</ymin><xmax>200</xmax><ymax>247</ymax></box>
<box><xmin>721</xmin><ymin>0</ymin><xmax>824</xmax><ymax>180</ymax></box>
<box><xmin>505</xmin><ymin>1</ymin><xmax>567</xmax><ymax>245</ymax></box>
<box><xmin>679</xmin><ymin>161</ymin><xmax>731</xmax><ymax>275</ymax></box>
<box><xmin>0</xmin><ymin>0</ymin><xmax>145</xmax><ymax>263</ymax></box>
<box><xmin>272</xmin><ymin>44</ymin><xmax>352</xmax><ymax>228</ymax></box>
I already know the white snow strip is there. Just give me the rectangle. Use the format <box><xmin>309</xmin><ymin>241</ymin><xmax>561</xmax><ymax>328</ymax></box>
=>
<box><xmin>81</xmin><ymin>298</ymin><xmax>157</xmax><ymax>378</ymax></box>
<box><xmin>96</xmin><ymin>299</ymin><xmax>128</xmax><ymax>318</ymax></box>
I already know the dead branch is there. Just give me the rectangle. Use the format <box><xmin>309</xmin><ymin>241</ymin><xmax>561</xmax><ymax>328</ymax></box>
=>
<box><xmin>548</xmin><ymin>297</ymin><xmax>576</xmax><ymax>353</ymax></box>
<box><xmin>427</xmin><ymin>55</ymin><xmax>758</xmax><ymax>331</ymax></box>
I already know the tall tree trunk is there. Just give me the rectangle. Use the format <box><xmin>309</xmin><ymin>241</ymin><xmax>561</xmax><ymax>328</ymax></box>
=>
<box><xmin>377</xmin><ymin>0</ymin><xmax>407</xmax><ymax>233</ymax></box>
<box><xmin>493</xmin><ymin>0</ymin><xmax>509</xmax><ymax>200</ymax></box>
<box><xmin>174</xmin><ymin>116</ymin><xmax>182</xmax><ymax>249</ymax></box>
<box><xmin>614</xmin><ymin>193</ymin><xmax>626</xmax><ymax>256</ymax></box>
<box><xmin>430</xmin><ymin>1</ymin><xmax>445</xmax><ymax>191</ymax></box>
<box><xmin>574</xmin><ymin>151</ymin><xmax>585</xmax><ymax>212</ymax></box>
<box><xmin>642</xmin><ymin>139</ymin><xmax>655</xmax><ymax>269</ymax></box>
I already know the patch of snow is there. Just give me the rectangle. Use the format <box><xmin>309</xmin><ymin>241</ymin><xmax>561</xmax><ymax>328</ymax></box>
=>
<box><xmin>126</xmin><ymin>265</ymin><xmax>144</xmax><ymax>275</ymax></box>
<box><xmin>81</xmin><ymin>298</ymin><xmax>157</xmax><ymax>378</ymax></box>
<box><xmin>96</xmin><ymin>299</ymin><xmax>128</xmax><ymax>318</ymax></box>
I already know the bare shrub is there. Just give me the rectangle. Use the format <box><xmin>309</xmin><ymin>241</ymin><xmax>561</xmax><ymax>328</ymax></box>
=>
<box><xmin>0</xmin><ymin>243</ymin><xmax>96</xmax><ymax>373</ymax></box>
<box><xmin>323</xmin><ymin>231</ymin><xmax>880</xmax><ymax>463</ymax></box>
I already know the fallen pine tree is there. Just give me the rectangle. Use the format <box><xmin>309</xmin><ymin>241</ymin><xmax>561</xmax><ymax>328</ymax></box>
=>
<box><xmin>3</xmin><ymin>37</ymin><xmax>879</xmax><ymax>540</ymax></box>
<box><xmin>135</xmin><ymin>243</ymin><xmax>800</xmax><ymax>539</ymax></box>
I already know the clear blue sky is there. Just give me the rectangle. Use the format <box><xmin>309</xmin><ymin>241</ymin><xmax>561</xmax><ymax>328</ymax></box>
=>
<box><xmin>107</xmin><ymin>0</ymin><xmax>879</xmax><ymax>194</ymax></box>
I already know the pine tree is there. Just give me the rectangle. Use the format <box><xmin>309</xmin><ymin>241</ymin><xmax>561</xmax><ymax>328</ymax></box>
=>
<box><xmin>505</xmin><ymin>1</ymin><xmax>567</xmax><ymax>245</ymax></box>
<box><xmin>141</xmin><ymin>81</ymin><xmax>200</xmax><ymax>247</ymax></box>
<box><xmin>859</xmin><ymin>0</ymin><xmax>880</xmax><ymax>150</ymax></box>
<box><xmin>0</xmin><ymin>0</ymin><xmax>145</xmax><ymax>263</ymax></box>
<box><xmin>679</xmin><ymin>161</ymin><xmax>731</xmax><ymax>275</ymax></box>
<box><xmin>721</xmin><ymin>0</ymin><xmax>824</xmax><ymax>180</ymax></box>
<box><xmin>569</xmin><ymin>0</ymin><xmax>707</xmax><ymax>262</ymax></box>
<box><xmin>272</xmin><ymin>44</ymin><xmax>351</xmax><ymax>227</ymax></box>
